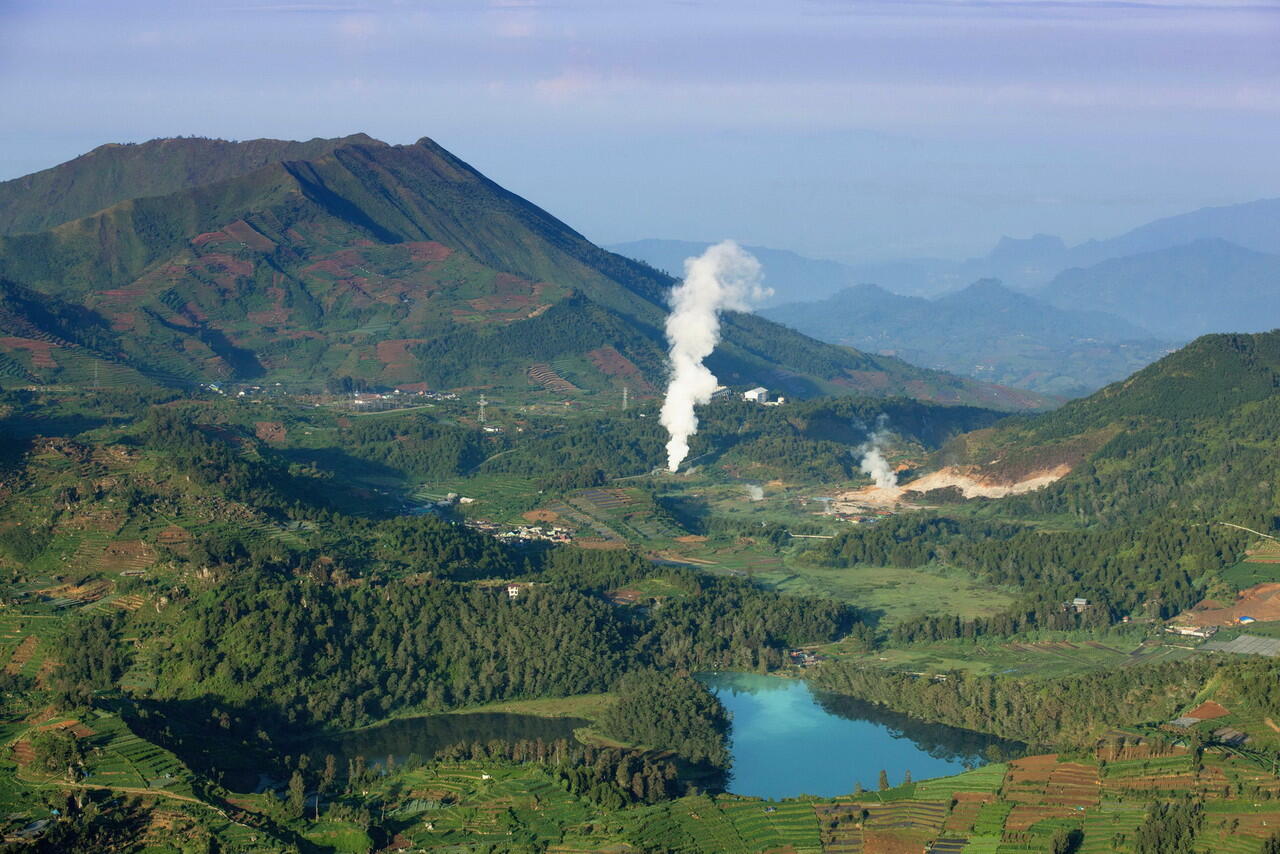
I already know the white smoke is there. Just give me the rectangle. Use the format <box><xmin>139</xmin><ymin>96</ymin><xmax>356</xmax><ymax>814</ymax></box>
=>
<box><xmin>660</xmin><ymin>241</ymin><xmax>770</xmax><ymax>472</ymax></box>
<box><xmin>856</xmin><ymin>415</ymin><xmax>898</xmax><ymax>489</ymax></box>
<box><xmin>744</xmin><ymin>483</ymin><xmax>764</xmax><ymax>502</ymax></box>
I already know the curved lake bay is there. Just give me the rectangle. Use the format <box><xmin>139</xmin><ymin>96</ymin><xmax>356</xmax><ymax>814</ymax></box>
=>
<box><xmin>699</xmin><ymin>672</ymin><xmax>1021</xmax><ymax>800</ymax></box>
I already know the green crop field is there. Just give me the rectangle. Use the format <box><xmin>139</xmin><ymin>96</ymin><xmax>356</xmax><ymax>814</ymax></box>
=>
<box><xmin>915</xmin><ymin>764</ymin><xmax>1007</xmax><ymax>798</ymax></box>
<box><xmin>822</xmin><ymin>632</ymin><xmax>1161</xmax><ymax>679</ymax></box>
<box><xmin>753</xmin><ymin>562</ymin><xmax>1016</xmax><ymax>625</ymax></box>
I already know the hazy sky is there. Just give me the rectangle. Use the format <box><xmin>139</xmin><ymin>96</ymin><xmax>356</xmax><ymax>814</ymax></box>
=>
<box><xmin>1</xmin><ymin>0</ymin><xmax>1278</xmax><ymax>261</ymax></box>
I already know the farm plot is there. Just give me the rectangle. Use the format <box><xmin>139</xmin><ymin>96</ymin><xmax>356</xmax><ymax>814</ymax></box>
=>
<box><xmin>1100</xmin><ymin>755</ymin><xmax>1206</xmax><ymax>796</ymax></box>
<box><xmin>717</xmin><ymin>798</ymin><xmax>822</xmax><ymax>852</ymax></box>
<box><xmin>915</xmin><ymin>764</ymin><xmax>1006</xmax><ymax>800</ymax></box>
<box><xmin>940</xmin><ymin>794</ymin><xmax>995</xmax><ymax>835</ymax></box>
<box><xmin>622</xmin><ymin>796</ymin><xmax>749</xmax><ymax>853</ymax></box>
<box><xmin>969</xmin><ymin>801</ymin><xmax>1012</xmax><ymax>837</ymax></box>
<box><xmin>392</xmin><ymin>763</ymin><xmax>594</xmax><ymax>851</ymax></box>
<box><xmin>1199</xmin><ymin>801</ymin><xmax>1280</xmax><ymax>853</ymax></box>
<box><xmin>80</xmin><ymin>715</ymin><xmax>195</xmax><ymax>795</ymax></box>
<box><xmin>1076</xmin><ymin>803</ymin><xmax>1144</xmax><ymax>854</ymax></box>
<box><xmin>814</xmin><ymin>801</ymin><xmax>869</xmax><ymax>853</ymax></box>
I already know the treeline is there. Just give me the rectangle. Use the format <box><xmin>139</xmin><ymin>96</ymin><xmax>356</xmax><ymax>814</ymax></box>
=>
<box><xmin>153</xmin><ymin>575</ymin><xmax>628</xmax><ymax>727</ymax></box>
<box><xmin>433</xmin><ymin>738</ymin><xmax>685</xmax><ymax>807</ymax></box>
<box><xmin>599</xmin><ymin>671</ymin><xmax>730</xmax><ymax>768</ymax></box>
<box><xmin>805</xmin><ymin>514</ymin><xmax>1246</xmax><ymax>623</ymax></box>
<box><xmin>56</xmin><ymin>613</ymin><xmax>129</xmax><ymax>707</ymax></box>
<box><xmin>337</xmin><ymin>416</ymin><xmax>489</xmax><ymax>479</ymax></box>
<box><xmin>146</xmin><ymin>544</ymin><xmax>858</xmax><ymax>731</ymax></box>
<box><xmin>1133</xmin><ymin>797</ymin><xmax>1203</xmax><ymax>854</ymax></box>
<box><xmin>536</xmin><ymin>550</ymin><xmax>864</xmax><ymax>669</ymax></box>
<box><xmin>811</xmin><ymin>657</ymin><xmax>1220</xmax><ymax>746</ymax></box>
<box><xmin>633</xmin><ymin>572</ymin><xmax>866</xmax><ymax>671</ymax></box>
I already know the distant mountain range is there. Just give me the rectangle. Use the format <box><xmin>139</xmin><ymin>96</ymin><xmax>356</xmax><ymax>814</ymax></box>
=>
<box><xmin>616</xmin><ymin>197</ymin><xmax>1280</xmax><ymax>396</ymax></box>
<box><xmin>1039</xmin><ymin>239</ymin><xmax>1280</xmax><ymax>341</ymax></box>
<box><xmin>0</xmin><ymin>135</ymin><xmax>1049</xmax><ymax>410</ymax></box>
<box><xmin>762</xmin><ymin>280</ymin><xmax>1176</xmax><ymax>398</ymax></box>
<box><xmin>612</xmin><ymin>197</ymin><xmax>1280</xmax><ymax>299</ymax></box>
<box><xmin>605</xmin><ymin>239</ymin><xmax>856</xmax><ymax>308</ymax></box>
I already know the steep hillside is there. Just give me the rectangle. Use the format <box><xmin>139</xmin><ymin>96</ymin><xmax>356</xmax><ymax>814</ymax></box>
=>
<box><xmin>934</xmin><ymin>330</ymin><xmax>1280</xmax><ymax>530</ymax></box>
<box><xmin>1041</xmin><ymin>239</ymin><xmax>1280</xmax><ymax>339</ymax></box>
<box><xmin>763</xmin><ymin>280</ymin><xmax>1173</xmax><ymax>397</ymax></box>
<box><xmin>0</xmin><ymin>136</ymin><xmax>1048</xmax><ymax>409</ymax></box>
<box><xmin>0</xmin><ymin>134</ymin><xmax>378</xmax><ymax>236</ymax></box>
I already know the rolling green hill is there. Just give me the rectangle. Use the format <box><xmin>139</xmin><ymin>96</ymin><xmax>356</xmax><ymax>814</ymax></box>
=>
<box><xmin>935</xmin><ymin>330</ymin><xmax>1280</xmax><ymax>530</ymax></box>
<box><xmin>0</xmin><ymin>135</ymin><xmax>1050</xmax><ymax>409</ymax></box>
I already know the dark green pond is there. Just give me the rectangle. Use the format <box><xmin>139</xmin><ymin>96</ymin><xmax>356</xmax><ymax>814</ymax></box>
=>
<box><xmin>214</xmin><ymin>711</ymin><xmax>588</xmax><ymax>791</ymax></box>
<box><xmin>304</xmin><ymin>711</ymin><xmax>588</xmax><ymax>772</ymax></box>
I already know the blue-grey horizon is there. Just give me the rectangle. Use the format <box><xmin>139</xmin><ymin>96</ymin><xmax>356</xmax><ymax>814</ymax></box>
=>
<box><xmin>1</xmin><ymin>0</ymin><xmax>1277</xmax><ymax>262</ymax></box>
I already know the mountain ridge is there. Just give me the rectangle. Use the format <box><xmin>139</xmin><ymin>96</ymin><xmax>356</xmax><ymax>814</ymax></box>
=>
<box><xmin>761</xmin><ymin>279</ymin><xmax>1174</xmax><ymax>397</ymax></box>
<box><xmin>0</xmin><ymin>135</ymin><xmax>1050</xmax><ymax>410</ymax></box>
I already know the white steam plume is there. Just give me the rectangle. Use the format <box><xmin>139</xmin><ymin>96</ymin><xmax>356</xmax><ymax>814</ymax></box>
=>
<box><xmin>660</xmin><ymin>241</ymin><xmax>770</xmax><ymax>472</ymax></box>
<box><xmin>744</xmin><ymin>483</ymin><xmax>764</xmax><ymax>502</ymax></box>
<box><xmin>855</xmin><ymin>415</ymin><xmax>898</xmax><ymax>489</ymax></box>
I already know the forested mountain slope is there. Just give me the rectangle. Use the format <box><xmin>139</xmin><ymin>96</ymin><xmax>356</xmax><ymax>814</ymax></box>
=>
<box><xmin>808</xmin><ymin>331</ymin><xmax>1280</xmax><ymax>626</ymax></box>
<box><xmin>0</xmin><ymin>136</ymin><xmax>1047</xmax><ymax>409</ymax></box>
<box><xmin>0</xmin><ymin>134</ymin><xmax>377</xmax><ymax>236</ymax></box>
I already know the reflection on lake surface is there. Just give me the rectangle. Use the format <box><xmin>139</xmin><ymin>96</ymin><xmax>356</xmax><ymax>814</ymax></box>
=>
<box><xmin>699</xmin><ymin>672</ymin><xmax>1022</xmax><ymax>800</ymax></box>
<box><xmin>304</xmin><ymin>712</ymin><xmax>589</xmax><ymax>772</ymax></box>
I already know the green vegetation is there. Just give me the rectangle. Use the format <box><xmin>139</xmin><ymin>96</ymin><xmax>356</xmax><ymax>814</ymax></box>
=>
<box><xmin>0</xmin><ymin>135</ymin><xmax>1043</xmax><ymax>409</ymax></box>
<box><xmin>812</xmin><ymin>657</ymin><xmax>1220</xmax><ymax>746</ymax></box>
<box><xmin>0</xmin><ymin>177</ymin><xmax>1279</xmax><ymax>853</ymax></box>
<box><xmin>599</xmin><ymin>671</ymin><xmax>730</xmax><ymax>767</ymax></box>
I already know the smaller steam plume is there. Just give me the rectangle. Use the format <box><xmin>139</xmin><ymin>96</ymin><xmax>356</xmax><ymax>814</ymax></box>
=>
<box><xmin>855</xmin><ymin>415</ymin><xmax>898</xmax><ymax>489</ymax></box>
<box><xmin>744</xmin><ymin>483</ymin><xmax>764</xmax><ymax>502</ymax></box>
<box><xmin>660</xmin><ymin>241</ymin><xmax>770</xmax><ymax>472</ymax></box>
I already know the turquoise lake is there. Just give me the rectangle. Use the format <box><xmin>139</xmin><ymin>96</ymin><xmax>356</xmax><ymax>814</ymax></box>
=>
<box><xmin>699</xmin><ymin>672</ymin><xmax>1021</xmax><ymax>800</ymax></box>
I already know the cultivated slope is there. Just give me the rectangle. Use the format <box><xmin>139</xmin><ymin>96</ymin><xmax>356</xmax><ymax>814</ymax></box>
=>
<box><xmin>0</xmin><ymin>136</ymin><xmax>1048</xmax><ymax>408</ymax></box>
<box><xmin>0</xmin><ymin>134</ymin><xmax>378</xmax><ymax>236</ymax></box>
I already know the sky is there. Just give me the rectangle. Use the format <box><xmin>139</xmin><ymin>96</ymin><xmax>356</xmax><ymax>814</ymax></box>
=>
<box><xmin>1</xmin><ymin>0</ymin><xmax>1278</xmax><ymax>262</ymax></box>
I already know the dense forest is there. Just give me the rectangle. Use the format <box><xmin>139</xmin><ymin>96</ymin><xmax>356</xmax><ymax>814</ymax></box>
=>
<box><xmin>598</xmin><ymin>671</ymin><xmax>731</xmax><ymax>768</ymax></box>
<box><xmin>810</xmin><ymin>657</ymin><xmax>1228</xmax><ymax>746</ymax></box>
<box><xmin>805</xmin><ymin>514</ymin><xmax>1247</xmax><ymax>625</ymax></box>
<box><xmin>126</xmin><ymin>530</ymin><xmax>857</xmax><ymax>731</ymax></box>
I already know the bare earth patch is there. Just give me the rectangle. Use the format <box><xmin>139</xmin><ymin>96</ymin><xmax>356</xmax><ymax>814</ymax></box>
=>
<box><xmin>1180</xmin><ymin>583</ymin><xmax>1280</xmax><ymax>626</ymax></box>
<box><xmin>834</xmin><ymin>464</ymin><xmax>1071</xmax><ymax>511</ymax></box>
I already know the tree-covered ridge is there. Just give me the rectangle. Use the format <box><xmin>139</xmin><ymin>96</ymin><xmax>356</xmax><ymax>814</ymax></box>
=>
<box><xmin>811</xmin><ymin>657</ymin><xmax>1221</xmax><ymax>746</ymax></box>
<box><xmin>805</xmin><ymin>515</ymin><xmax>1245</xmax><ymax>624</ymax></box>
<box><xmin>134</xmin><ymin>516</ymin><xmax>856</xmax><ymax>729</ymax></box>
<box><xmin>153</xmin><ymin>574</ymin><xmax>629</xmax><ymax>726</ymax></box>
<box><xmin>600</xmin><ymin>671</ymin><xmax>731</xmax><ymax>768</ymax></box>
